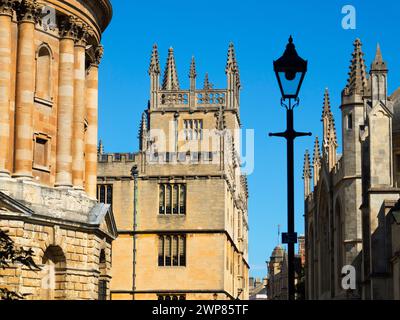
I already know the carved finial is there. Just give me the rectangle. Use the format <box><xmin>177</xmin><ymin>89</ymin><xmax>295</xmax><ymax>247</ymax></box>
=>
<box><xmin>149</xmin><ymin>44</ymin><xmax>160</xmax><ymax>75</ymax></box>
<box><xmin>303</xmin><ymin>150</ymin><xmax>312</xmax><ymax>198</ymax></box>
<box><xmin>189</xmin><ymin>56</ymin><xmax>196</xmax><ymax>79</ymax></box>
<box><xmin>97</xmin><ymin>140</ymin><xmax>104</xmax><ymax>155</ymax></box>
<box><xmin>225</xmin><ymin>42</ymin><xmax>241</xmax><ymax>88</ymax></box>
<box><xmin>322</xmin><ymin>88</ymin><xmax>335</xmax><ymax>146</ymax></box>
<box><xmin>303</xmin><ymin>150</ymin><xmax>311</xmax><ymax>179</ymax></box>
<box><xmin>139</xmin><ymin>111</ymin><xmax>148</xmax><ymax>151</ymax></box>
<box><xmin>322</xmin><ymin>88</ymin><xmax>332</xmax><ymax>119</ymax></box>
<box><xmin>313</xmin><ymin>136</ymin><xmax>321</xmax><ymax>185</ymax></box>
<box><xmin>313</xmin><ymin>136</ymin><xmax>321</xmax><ymax>164</ymax></box>
<box><xmin>162</xmin><ymin>47</ymin><xmax>180</xmax><ymax>90</ymax></box>
<box><xmin>345</xmin><ymin>38</ymin><xmax>367</xmax><ymax>95</ymax></box>
<box><xmin>203</xmin><ymin>73</ymin><xmax>213</xmax><ymax>90</ymax></box>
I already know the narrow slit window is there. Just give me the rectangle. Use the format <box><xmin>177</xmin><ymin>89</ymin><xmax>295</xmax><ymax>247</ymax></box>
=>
<box><xmin>347</xmin><ymin>113</ymin><xmax>353</xmax><ymax>130</ymax></box>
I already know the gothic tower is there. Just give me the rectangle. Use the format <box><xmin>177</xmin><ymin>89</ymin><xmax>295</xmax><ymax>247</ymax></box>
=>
<box><xmin>339</xmin><ymin>39</ymin><xmax>365</xmax><ymax>270</ymax></box>
<box><xmin>97</xmin><ymin>44</ymin><xmax>250</xmax><ymax>300</ymax></box>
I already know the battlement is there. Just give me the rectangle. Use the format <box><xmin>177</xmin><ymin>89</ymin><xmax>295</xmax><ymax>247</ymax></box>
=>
<box><xmin>97</xmin><ymin>152</ymin><xmax>139</xmax><ymax>163</ymax></box>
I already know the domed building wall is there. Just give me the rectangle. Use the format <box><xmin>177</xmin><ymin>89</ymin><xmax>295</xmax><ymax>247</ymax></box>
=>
<box><xmin>0</xmin><ymin>0</ymin><xmax>116</xmax><ymax>300</ymax></box>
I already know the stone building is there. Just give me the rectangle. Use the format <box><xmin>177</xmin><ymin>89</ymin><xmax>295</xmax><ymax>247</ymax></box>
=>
<box><xmin>303</xmin><ymin>39</ymin><xmax>400</xmax><ymax>300</ymax></box>
<box><xmin>248</xmin><ymin>277</ymin><xmax>267</xmax><ymax>300</ymax></box>
<box><xmin>97</xmin><ymin>44</ymin><xmax>250</xmax><ymax>300</ymax></box>
<box><xmin>266</xmin><ymin>237</ymin><xmax>305</xmax><ymax>300</ymax></box>
<box><xmin>0</xmin><ymin>0</ymin><xmax>117</xmax><ymax>300</ymax></box>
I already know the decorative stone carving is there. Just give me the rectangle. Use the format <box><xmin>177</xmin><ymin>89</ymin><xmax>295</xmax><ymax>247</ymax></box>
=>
<box><xmin>74</xmin><ymin>20</ymin><xmax>91</xmax><ymax>47</ymax></box>
<box><xmin>0</xmin><ymin>0</ymin><xmax>15</xmax><ymax>17</ymax></box>
<box><xmin>93</xmin><ymin>44</ymin><xmax>104</xmax><ymax>66</ymax></box>
<box><xmin>16</xmin><ymin>0</ymin><xmax>41</xmax><ymax>23</ymax></box>
<box><xmin>58</xmin><ymin>15</ymin><xmax>77</xmax><ymax>39</ymax></box>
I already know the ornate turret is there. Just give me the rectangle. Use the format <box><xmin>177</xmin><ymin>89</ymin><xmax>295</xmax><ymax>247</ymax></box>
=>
<box><xmin>344</xmin><ymin>38</ymin><xmax>367</xmax><ymax>96</ymax></box>
<box><xmin>313</xmin><ymin>137</ymin><xmax>321</xmax><ymax>186</ymax></box>
<box><xmin>370</xmin><ymin>43</ymin><xmax>388</xmax><ymax>105</ymax></box>
<box><xmin>303</xmin><ymin>150</ymin><xmax>312</xmax><ymax>199</ymax></box>
<box><xmin>162</xmin><ymin>47</ymin><xmax>179</xmax><ymax>90</ymax></box>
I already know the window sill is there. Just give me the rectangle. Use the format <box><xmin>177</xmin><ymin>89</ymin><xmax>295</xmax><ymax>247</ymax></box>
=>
<box><xmin>33</xmin><ymin>164</ymin><xmax>51</xmax><ymax>173</ymax></box>
<box><xmin>34</xmin><ymin>96</ymin><xmax>53</xmax><ymax>107</ymax></box>
<box><xmin>158</xmin><ymin>214</ymin><xmax>186</xmax><ymax>217</ymax></box>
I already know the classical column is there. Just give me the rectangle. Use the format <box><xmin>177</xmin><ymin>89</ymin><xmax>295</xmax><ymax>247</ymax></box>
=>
<box><xmin>72</xmin><ymin>23</ymin><xmax>88</xmax><ymax>190</ymax></box>
<box><xmin>85</xmin><ymin>45</ymin><xmax>103</xmax><ymax>198</ymax></box>
<box><xmin>55</xmin><ymin>17</ymin><xmax>76</xmax><ymax>188</ymax></box>
<box><xmin>13</xmin><ymin>0</ymin><xmax>39</xmax><ymax>179</ymax></box>
<box><xmin>0</xmin><ymin>0</ymin><xmax>14</xmax><ymax>177</ymax></box>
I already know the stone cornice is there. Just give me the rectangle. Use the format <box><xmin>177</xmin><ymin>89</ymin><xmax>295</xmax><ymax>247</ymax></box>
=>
<box><xmin>78</xmin><ymin>0</ymin><xmax>112</xmax><ymax>32</ymax></box>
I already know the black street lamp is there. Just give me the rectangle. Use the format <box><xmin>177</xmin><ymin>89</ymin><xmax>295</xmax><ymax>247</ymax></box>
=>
<box><xmin>269</xmin><ymin>36</ymin><xmax>310</xmax><ymax>301</ymax></box>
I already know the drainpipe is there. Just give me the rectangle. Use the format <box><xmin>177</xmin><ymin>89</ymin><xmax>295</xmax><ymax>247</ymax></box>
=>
<box><xmin>131</xmin><ymin>165</ymin><xmax>138</xmax><ymax>300</ymax></box>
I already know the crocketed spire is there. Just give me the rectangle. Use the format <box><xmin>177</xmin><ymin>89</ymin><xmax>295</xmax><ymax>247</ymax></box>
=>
<box><xmin>139</xmin><ymin>111</ymin><xmax>148</xmax><ymax>151</ymax></box>
<box><xmin>322</xmin><ymin>88</ymin><xmax>333</xmax><ymax>120</ymax></box>
<box><xmin>225</xmin><ymin>42</ymin><xmax>240</xmax><ymax>88</ymax></box>
<box><xmin>345</xmin><ymin>38</ymin><xmax>367</xmax><ymax>95</ymax></box>
<box><xmin>203</xmin><ymin>73</ymin><xmax>213</xmax><ymax>90</ymax></box>
<box><xmin>322</xmin><ymin>89</ymin><xmax>337</xmax><ymax>146</ymax></box>
<box><xmin>149</xmin><ymin>44</ymin><xmax>160</xmax><ymax>75</ymax></box>
<box><xmin>303</xmin><ymin>149</ymin><xmax>312</xmax><ymax>198</ymax></box>
<box><xmin>370</xmin><ymin>43</ymin><xmax>387</xmax><ymax>71</ymax></box>
<box><xmin>162</xmin><ymin>47</ymin><xmax>179</xmax><ymax>90</ymax></box>
<box><xmin>303</xmin><ymin>150</ymin><xmax>311</xmax><ymax>180</ymax></box>
<box><xmin>313</xmin><ymin>136</ymin><xmax>321</xmax><ymax>163</ymax></box>
<box><xmin>313</xmin><ymin>136</ymin><xmax>321</xmax><ymax>186</ymax></box>
<box><xmin>189</xmin><ymin>56</ymin><xmax>196</xmax><ymax>79</ymax></box>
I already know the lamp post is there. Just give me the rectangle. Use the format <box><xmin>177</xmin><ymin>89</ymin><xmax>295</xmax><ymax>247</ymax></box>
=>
<box><xmin>269</xmin><ymin>36</ymin><xmax>310</xmax><ymax>301</ymax></box>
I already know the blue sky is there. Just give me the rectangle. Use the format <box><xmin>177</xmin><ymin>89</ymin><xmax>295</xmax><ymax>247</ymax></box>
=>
<box><xmin>99</xmin><ymin>0</ymin><xmax>400</xmax><ymax>278</ymax></box>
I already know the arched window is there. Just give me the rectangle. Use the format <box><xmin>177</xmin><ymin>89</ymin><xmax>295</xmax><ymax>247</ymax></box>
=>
<box><xmin>41</xmin><ymin>246</ymin><xmax>66</xmax><ymax>300</ymax></box>
<box><xmin>36</xmin><ymin>45</ymin><xmax>52</xmax><ymax>101</ymax></box>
